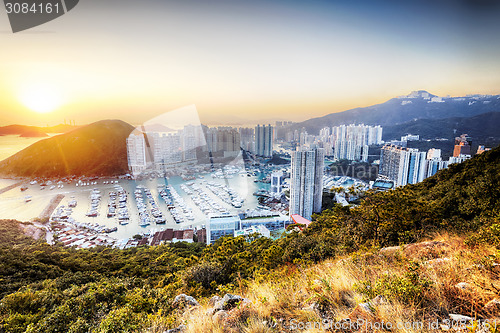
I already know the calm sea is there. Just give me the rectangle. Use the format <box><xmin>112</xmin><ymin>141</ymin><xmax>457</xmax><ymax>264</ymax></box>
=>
<box><xmin>0</xmin><ymin>134</ymin><xmax>58</xmax><ymax>161</ymax></box>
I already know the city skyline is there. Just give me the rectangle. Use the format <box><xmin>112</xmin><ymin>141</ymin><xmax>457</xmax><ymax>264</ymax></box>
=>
<box><xmin>1</xmin><ymin>0</ymin><xmax>500</xmax><ymax>126</ymax></box>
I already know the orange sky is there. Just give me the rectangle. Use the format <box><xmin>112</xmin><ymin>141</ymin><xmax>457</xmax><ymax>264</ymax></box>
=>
<box><xmin>1</xmin><ymin>0</ymin><xmax>500</xmax><ymax>126</ymax></box>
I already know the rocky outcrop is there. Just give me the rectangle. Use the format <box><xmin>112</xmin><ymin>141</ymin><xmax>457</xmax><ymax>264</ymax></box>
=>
<box><xmin>172</xmin><ymin>294</ymin><xmax>199</xmax><ymax>309</ymax></box>
<box><xmin>164</xmin><ymin>324</ymin><xmax>186</xmax><ymax>333</ymax></box>
<box><xmin>484</xmin><ymin>299</ymin><xmax>500</xmax><ymax>316</ymax></box>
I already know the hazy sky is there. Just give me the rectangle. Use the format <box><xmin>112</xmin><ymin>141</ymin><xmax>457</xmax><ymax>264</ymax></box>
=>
<box><xmin>1</xmin><ymin>0</ymin><xmax>500</xmax><ymax>126</ymax></box>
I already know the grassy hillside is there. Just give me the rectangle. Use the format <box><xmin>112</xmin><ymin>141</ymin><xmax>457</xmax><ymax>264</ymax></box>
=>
<box><xmin>175</xmin><ymin>234</ymin><xmax>500</xmax><ymax>333</ymax></box>
<box><xmin>0</xmin><ymin>120</ymin><xmax>134</xmax><ymax>178</ymax></box>
<box><xmin>0</xmin><ymin>147</ymin><xmax>499</xmax><ymax>332</ymax></box>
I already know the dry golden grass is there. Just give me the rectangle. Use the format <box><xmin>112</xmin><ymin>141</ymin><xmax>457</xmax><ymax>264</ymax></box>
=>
<box><xmin>159</xmin><ymin>233</ymin><xmax>500</xmax><ymax>332</ymax></box>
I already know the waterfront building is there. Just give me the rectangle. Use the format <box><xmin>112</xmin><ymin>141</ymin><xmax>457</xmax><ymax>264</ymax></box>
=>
<box><xmin>126</xmin><ymin>130</ymin><xmax>148</xmax><ymax>175</ymax></box>
<box><xmin>234</xmin><ymin>225</ymin><xmax>271</xmax><ymax>238</ymax></box>
<box><xmin>270</xmin><ymin>170</ymin><xmax>284</xmax><ymax>195</ymax></box>
<box><xmin>289</xmin><ymin>148</ymin><xmax>325</xmax><ymax>220</ymax></box>
<box><xmin>255</xmin><ymin>124</ymin><xmax>273</xmax><ymax>157</ymax></box>
<box><xmin>207</xmin><ymin>215</ymin><xmax>241</xmax><ymax>244</ymax></box>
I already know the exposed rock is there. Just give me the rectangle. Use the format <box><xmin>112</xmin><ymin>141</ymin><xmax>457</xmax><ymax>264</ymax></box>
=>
<box><xmin>213</xmin><ymin>294</ymin><xmax>243</xmax><ymax>312</ymax></box>
<box><xmin>348</xmin><ymin>302</ymin><xmax>375</xmax><ymax>324</ymax></box>
<box><xmin>301</xmin><ymin>302</ymin><xmax>318</xmax><ymax>313</ymax></box>
<box><xmin>371</xmin><ymin>295</ymin><xmax>387</xmax><ymax>306</ymax></box>
<box><xmin>425</xmin><ymin>257</ymin><xmax>451</xmax><ymax>267</ymax></box>
<box><xmin>208</xmin><ymin>295</ymin><xmax>222</xmax><ymax>307</ymax></box>
<box><xmin>379</xmin><ymin>246</ymin><xmax>401</xmax><ymax>256</ymax></box>
<box><xmin>172</xmin><ymin>294</ymin><xmax>199</xmax><ymax>308</ymax></box>
<box><xmin>449</xmin><ymin>314</ymin><xmax>473</xmax><ymax>322</ymax></box>
<box><xmin>404</xmin><ymin>241</ymin><xmax>450</xmax><ymax>259</ymax></box>
<box><xmin>484</xmin><ymin>299</ymin><xmax>500</xmax><ymax>315</ymax></box>
<box><xmin>347</xmin><ymin>295</ymin><xmax>389</xmax><ymax>326</ymax></box>
<box><xmin>454</xmin><ymin>282</ymin><xmax>470</xmax><ymax>290</ymax></box>
<box><xmin>212</xmin><ymin>310</ymin><xmax>229</xmax><ymax>324</ymax></box>
<box><xmin>165</xmin><ymin>324</ymin><xmax>186</xmax><ymax>333</ymax></box>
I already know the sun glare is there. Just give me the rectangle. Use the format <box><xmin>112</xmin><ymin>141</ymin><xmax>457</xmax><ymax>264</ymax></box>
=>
<box><xmin>19</xmin><ymin>83</ymin><xmax>63</xmax><ymax>113</ymax></box>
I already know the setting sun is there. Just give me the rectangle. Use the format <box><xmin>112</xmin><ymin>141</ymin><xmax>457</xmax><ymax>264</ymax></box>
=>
<box><xmin>18</xmin><ymin>83</ymin><xmax>63</xmax><ymax>113</ymax></box>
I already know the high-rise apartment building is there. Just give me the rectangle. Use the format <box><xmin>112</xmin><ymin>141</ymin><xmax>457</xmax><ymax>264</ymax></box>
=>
<box><xmin>379</xmin><ymin>145</ymin><xmax>427</xmax><ymax>187</ymax></box>
<box><xmin>239</xmin><ymin>127</ymin><xmax>255</xmax><ymax>152</ymax></box>
<box><xmin>379</xmin><ymin>144</ymin><xmax>470</xmax><ymax>187</ymax></box>
<box><xmin>127</xmin><ymin>125</ymin><xmax>204</xmax><ymax>175</ymax></box>
<box><xmin>202</xmin><ymin>126</ymin><xmax>241</xmax><ymax>157</ymax></box>
<box><xmin>453</xmin><ymin>134</ymin><xmax>472</xmax><ymax>157</ymax></box>
<box><xmin>126</xmin><ymin>130</ymin><xmax>148</xmax><ymax>174</ymax></box>
<box><xmin>289</xmin><ymin>148</ymin><xmax>325</xmax><ymax>220</ymax></box>
<box><xmin>331</xmin><ymin>124</ymin><xmax>383</xmax><ymax>162</ymax></box>
<box><xmin>270</xmin><ymin>170</ymin><xmax>284</xmax><ymax>196</ymax></box>
<box><xmin>255</xmin><ymin>124</ymin><xmax>273</xmax><ymax>157</ymax></box>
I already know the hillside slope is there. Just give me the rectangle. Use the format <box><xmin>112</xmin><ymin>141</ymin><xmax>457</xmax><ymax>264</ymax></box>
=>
<box><xmin>0</xmin><ymin>124</ymin><xmax>77</xmax><ymax>137</ymax></box>
<box><xmin>0</xmin><ymin>120</ymin><xmax>134</xmax><ymax>178</ymax></box>
<box><xmin>0</xmin><ymin>146</ymin><xmax>499</xmax><ymax>332</ymax></box>
<box><xmin>383</xmin><ymin>111</ymin><xmax>500</xmax><ymax>141</ymax></box>
<box><xmin>294</xmin><ymin>91</ymin><xmax>500</xmax><ymax>134</ymax></box>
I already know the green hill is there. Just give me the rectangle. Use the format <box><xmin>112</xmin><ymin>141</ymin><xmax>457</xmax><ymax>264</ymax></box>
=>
<box><xmin>0</xmin><ymin>120</ymin><xmax>134</xmax><ymax>178</ymax></box>
<box><xmin>0</xmin><ymin>146</ymin><xmax>499</xmax><ymax>332</ymax></box>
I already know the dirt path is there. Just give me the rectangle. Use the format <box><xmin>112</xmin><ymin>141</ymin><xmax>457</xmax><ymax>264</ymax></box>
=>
<box><xmin>39</xmin><ymin>194</ymin><xmax>65</xmax><ymax>220</ymax></box>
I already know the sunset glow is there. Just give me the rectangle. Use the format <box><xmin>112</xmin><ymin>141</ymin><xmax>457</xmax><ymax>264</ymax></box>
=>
<box><xmin>18</xmin><ymin>83</ymin><xmax>64</xmax><ymax>114</ymax></box>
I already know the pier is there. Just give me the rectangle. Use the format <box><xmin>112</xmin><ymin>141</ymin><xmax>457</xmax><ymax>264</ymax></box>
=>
<box><xmin>39</xmin><ymin>194</ymin><xmax>65</xmax><ymax>220</ymax></box>
<box><xmin>0</xmin><ymin>181</ymin><xmax>24</xmax><ymax>195</ymax></box>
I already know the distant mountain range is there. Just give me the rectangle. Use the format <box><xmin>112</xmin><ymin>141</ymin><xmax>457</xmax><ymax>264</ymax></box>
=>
<box><xmin>0</xmin><ymin>120</ymin><xmax>134</xmax><ymax>178</ymax></box>
<box><xmin>383</xmin><ymin>111</ymin><xmax>500</xmax><ymax>141</ymax></box>
<box><xmin>294</xmin><ymin>90</ymin><xmax>500</xmax><ymax>134</ymax></box>
<box><xmin>0</xmin><ymin>124</ymin><xmax>78</xmax><ymax>137</ymax></box>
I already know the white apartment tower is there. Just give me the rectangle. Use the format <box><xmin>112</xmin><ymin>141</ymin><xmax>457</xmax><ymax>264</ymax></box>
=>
<box><xmin>255</xmin><ymin>124</ymin><xmax>273</xmax><ymax>157</ymax></box>
<box><xmin>126</xmin><ymin>130</ymin><xmax>148</xmax><ymax>174</ymax></box>
<box><xmin>290</xmin><ymin>148</ymin><xmax>325</xmax><ymax>220</ymax></box>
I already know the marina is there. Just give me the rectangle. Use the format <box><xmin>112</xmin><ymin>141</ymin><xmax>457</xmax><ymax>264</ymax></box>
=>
<box><xmin>0</xmin><ymin>167</ymin><xmax>272</xmax><ymax>240</ymax></box>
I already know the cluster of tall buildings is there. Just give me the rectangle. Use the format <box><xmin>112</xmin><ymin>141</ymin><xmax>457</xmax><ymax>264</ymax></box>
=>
<box><xmin>330</xmin><ymin>124</ymin><xmax>383</xmax><ymax>162</ymax></box>
<box><xmin>127</xmin><ymin>125</ymin><xmax>205</xmax><ymax>175</ymax></box>
<box><xmin>379</xmin><ymin>144</ymin><xmax>471</xmax><ymax>187</ymax></box>
<box><xmin>203</xmin><ymin>126</ymin><xmax>241</xmax><ymax>158</ymax></box>
<box><xmin>127</xmin><ymin>124</ymin><xmax>244</xmax><ymax>175</ymax></box>
<box><xmin>127</xmin><ymin>122</ymin><xmax>279</xmax><ymax>175</ymax></box>
<box><xmin>282</xmin><ymin>124</ymin><xmax>383</xmax><ymax>162</ymax></box>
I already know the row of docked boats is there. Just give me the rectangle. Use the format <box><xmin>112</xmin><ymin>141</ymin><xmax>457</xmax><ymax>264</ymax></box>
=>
<box><xmin>158</xmin><ymin>185</ymin><xmax>194</xmax><ymax>223</ymax></box>
<box><xmin>144</xmin><ymin>187</ymin><xmax>166</xmax><ymax>224</ymax></box>
<box><xmin>205</xmin><ymin>181</ymin><xmax>244</xmax><ymax>208</ymax></box>
<box><xmin>187</xmin><ymin>183</ymin><xmax>229</xmax><ymax>215</ymax></box>
<box><xmin>134</xmin><ymin>187</ymin><xmax>151</xmax><ymax>226</ymax></box>
<box><xmin>107</xmin><ymin>186</ymin><xmax>130</xmax><ymax>224</ymax></box>
<box><xmin>85</xmin><ymin>189</ymin><xmax>101</xmax><ymax>217</ymax></box>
